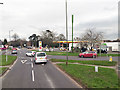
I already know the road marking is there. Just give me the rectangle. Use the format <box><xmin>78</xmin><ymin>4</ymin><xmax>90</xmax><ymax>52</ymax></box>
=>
<box><xmin>21</xmin><ymin>60</ymin><xmax>27</xmax><ymax>64</ymax></box>
<box><xmin>31</xmin><ymin>58</ymin><xmax>32</xmax><ymax>62</ymax></box>
<box><xmin>32</xmin><ymin>70</ymin><xmax>35</xmax><ymax>82</ymax></box>
<box><xmin>31</xmin><ymin>63</ymin><xmax>33</xmax><ymax>68</ymax></box>
<box><xmin>42</xmin><ymin>64</ymin><xmax>44</xmax><ymax>66</ymax></box>
<box><xmin>44</xmin><ymin>73</ymin><xmax>55</xmax><ymax>88</ymax></box>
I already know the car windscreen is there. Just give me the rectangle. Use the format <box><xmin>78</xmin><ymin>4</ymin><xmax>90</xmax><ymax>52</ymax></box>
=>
<box><xmin>37</xmin><ymin>53</ymin><xmax>46</xmax><ymax>57</ymax></box>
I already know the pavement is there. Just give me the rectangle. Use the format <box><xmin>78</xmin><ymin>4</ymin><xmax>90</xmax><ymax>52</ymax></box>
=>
<box><xmin>1</xmin><ymin>48</ymin><xmax>81</xmax><ymax>88</ymax></box>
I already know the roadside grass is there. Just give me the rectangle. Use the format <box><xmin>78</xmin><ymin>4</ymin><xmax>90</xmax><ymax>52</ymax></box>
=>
<box><xmin>57</xmin><ymin>64</ymin><xmax>119</xmax><ymax>88</ymax></box>
<box><xmin>0</xmin><ymin>67</ymin><xmax>8</xmax><ymax>74</ymax></box>
<box><xmin>0</xmin><ymin>55</ymin><xmax>17</xmax><ymax>66</ymax></box>
<box><xmin>50</xmin><ymin>59</ymin><xmax>117</xmax><ymax>66</ymax></box>
<box><xmin>32</xmin><ymin>50</ymin><xmax>120</xmax><ymax>57</ymax></box>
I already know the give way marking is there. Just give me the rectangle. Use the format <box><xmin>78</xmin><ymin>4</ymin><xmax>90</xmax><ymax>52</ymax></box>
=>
<box><xmin>21</xmin><ymin>60</ymin><xmax>27</xmax><ymax>64</ymax></box>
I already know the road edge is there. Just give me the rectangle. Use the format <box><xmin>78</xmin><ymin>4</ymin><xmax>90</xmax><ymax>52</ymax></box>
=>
<box><xmin>1</xmin><ymin>57</ymin><xmax>18</xmax><ymax>78</ymax></box>
<box><xmin>49</xmin><ymin>60</ymin><xmax>83</xmax><ymax>88</ymax></box>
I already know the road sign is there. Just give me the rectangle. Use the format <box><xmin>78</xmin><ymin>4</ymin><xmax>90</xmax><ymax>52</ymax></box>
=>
<box><xmin>39</xmin><ymin>41</ymin><xmax>42</xmax><ymax>51</ymax></box>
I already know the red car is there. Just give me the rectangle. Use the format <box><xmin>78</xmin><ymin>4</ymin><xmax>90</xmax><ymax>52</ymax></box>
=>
<box><xmin>79</xmin><ymin>51</ymin><xmax>97</xmax><ymax>58</ymax></box>
<box><xmin>12</xmin><ymin>48</ymin><xmax>17</xmax><ymax>50</ymax></box>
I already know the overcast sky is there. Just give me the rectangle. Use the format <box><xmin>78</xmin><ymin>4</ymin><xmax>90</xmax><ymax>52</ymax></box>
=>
<box><xmin>0</xmin><ymin>0</ymin><xmax>119</xmax><ymax>41</ymax></box>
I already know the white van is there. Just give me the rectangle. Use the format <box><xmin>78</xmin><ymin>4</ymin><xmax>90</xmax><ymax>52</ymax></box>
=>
<box><xmin>34</xmin><ymin>52</ymin><xmax>47</xmax><ymax>64</ymax></box>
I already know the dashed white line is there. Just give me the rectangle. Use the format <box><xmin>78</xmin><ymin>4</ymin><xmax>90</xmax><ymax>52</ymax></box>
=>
<box><xmin>32</xmin><ymin>70</ymin><xmax>35</xmax><ymax>82</ymax></box>
<box><xmin>31</xmin><ymin>58</ymin><xmax>32</xmax><ymax>62</ymax></box>
<box><xmin>31</xmin><ymin>63</ymin><xmax>33</xmax><ymax>68</ymax></box>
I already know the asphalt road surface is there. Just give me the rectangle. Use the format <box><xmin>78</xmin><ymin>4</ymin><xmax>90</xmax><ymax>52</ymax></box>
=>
<box><xmin>2</xmin><ymin>48</ymin><xmax>80</xmax><ymax>88</ymax></box>
<box><xmin>48</xmin><ymin>55</ymin><xmax>119</xmax><ymax>61</ymax></box>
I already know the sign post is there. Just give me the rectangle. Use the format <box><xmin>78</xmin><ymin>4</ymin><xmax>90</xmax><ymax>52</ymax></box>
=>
<box><xmin>39</xmin><ymin>41</ymin><xmax>42</xmax><ymax>51</ymax></box>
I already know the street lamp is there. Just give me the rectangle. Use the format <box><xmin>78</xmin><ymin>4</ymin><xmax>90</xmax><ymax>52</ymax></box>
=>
<box><xmin>65</xmin><ymin>0</ymin><xmax>68</xmax><ymax>65</ymax></box>
<box><xmin>9</xmin><ymin>30</ymin><xmax>13</xmax><ymax>41</ymax></box>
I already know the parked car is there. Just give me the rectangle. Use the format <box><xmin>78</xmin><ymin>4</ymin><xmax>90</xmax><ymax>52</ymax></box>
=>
<box><xmin>11</xmin><ymin>50</ymin><xmax>17</xmax><ymax>54</ymax></box>
<box><xmin>34</xmin><ymin>52</ymin><xmax>47</xmax><ymax>64</ymax></box>
<box><xmin>79</xmin><ymin>51</ymin><xmax>97</xmax><ymax>58</ymax></box>
<box><xmin>12</xmin><ymin>48</ymin><xmax>17</xmax><ymax>50</ymax></box>
<box><xmin>26</xmin><ymin>51</ymin><xmax>36</xmax><ymax>57</ymax></box>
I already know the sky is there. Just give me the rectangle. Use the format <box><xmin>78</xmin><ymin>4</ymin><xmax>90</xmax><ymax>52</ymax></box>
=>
<box><xmin>0</xmin><ymin>0</ymin><xmax>119</xmax><ymax>41</ymax></box>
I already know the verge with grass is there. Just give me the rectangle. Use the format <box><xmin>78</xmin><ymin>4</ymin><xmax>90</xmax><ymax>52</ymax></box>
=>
<box><xmin>0</xmin><ymin>67</ymin><xmax>8</xmax><ymax>75</ymax></box>
<box><xmin>0</xmin><ymin>55</ymin><xmax>17</xmax><ymax>66</ymax></box>
<box><xmin>32</xmin><ymin>50</ymin><xmax>120</xmax><ymax>57</ymax></box>
<box><xmin>57</xmin><ymin>64</ymin><xmax>119</xmax><ymax>88</ymax></box>
<box><xmin>50</xmin><ymin>59</ymin><xmax>117</xmax><ymax>66</ymax></box>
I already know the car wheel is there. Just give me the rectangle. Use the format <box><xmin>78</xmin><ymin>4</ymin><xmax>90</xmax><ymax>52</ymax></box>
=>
<box><xmin>44</xmin><ymin>62</ymin><xmax>47</xmax><ymax>64</ymax></box>
<box><xmin>81</xmin><ymin>55</ymin><xmax>84</xmax><ymax>58</ymax></box>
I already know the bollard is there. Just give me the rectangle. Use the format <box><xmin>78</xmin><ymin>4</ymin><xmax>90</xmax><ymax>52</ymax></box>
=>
<box><xmin>109</xmin><ymin>56</ymin><xmax>112</xmax><ymax>62</ymax></box>
<box><xmin>95</xmin><ymin>66</ymin><xmax>98</xmax><ymax>72</ymax></box>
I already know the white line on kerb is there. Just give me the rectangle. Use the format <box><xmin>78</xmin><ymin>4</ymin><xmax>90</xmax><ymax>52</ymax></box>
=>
<box><xmin>32</xmin><ymin>70</ymin><xmax>35</xmax><ymax>82</ymax></box>
<box><xmin>31</xmin><ymin>63</ymin><xmax>33</xmax><ymax>68</ymax></box>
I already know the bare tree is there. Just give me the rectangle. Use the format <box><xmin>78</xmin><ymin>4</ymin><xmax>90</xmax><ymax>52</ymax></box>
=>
<box><xmin>56</xmin><ymin>34</ymin><xmax>66</xmax><ymax>41</ymax></box>
<box><xmin>81</xmin><ymin>28</ymin><xmax>103</xmax><ymax>48</ymax></box>
<box><xmin>12</xmin><ymin>33</ymin><xmax>19</xmax><ymax>41</ymax></box>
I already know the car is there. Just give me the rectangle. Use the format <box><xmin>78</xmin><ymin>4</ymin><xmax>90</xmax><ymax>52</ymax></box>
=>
<box><xmin>12</xmin><ymin>48</ymin><xmax>17</xmax><ymax>50</ymax></box>
<box><xmin>11</xmin><ymin>50</ymin><xmax>17</xmax><ymax>54</ymax></box>
<box><xmin>34</xmin><ymin>52</ymin><xmax>47</xmax><ymax>64</ymax></box>
<box><xmin>26</xmin><ymin>51</ymin><xmax>36</xmax><ymax>57</ymax></box>
<box><xmin>79</xmin><ymin>51</ymin><xmax>97</xmax><ymax>58</ymax></box>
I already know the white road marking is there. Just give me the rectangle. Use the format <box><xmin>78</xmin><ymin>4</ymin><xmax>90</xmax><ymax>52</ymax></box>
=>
<box><xmin>44</xmin><ymin>73</ymin><xmax>55</xmax><ymax>88</ymax></box>
<box><xmin>32</xmin><ymin>70</ymin><xmax>35</xmax><ymax>82</ymax></box>
<box><xmin>31</xmin><ymin>63</ymin><xmax>33</xmax><ymax>68</ymax></box>
<box><xmin>21</xmin><ymin>60</ymin><xmax>27</xmax><ymax>64</ymax></box>
<box><xmin>42</xmin><ymin>64</ymin><xmax>44</xmax><ymax>66</ymax></box>
<box><xmin>31</xmin><ymin>58</ymin><xmax>32</xmax><ymax>62</ymax></box>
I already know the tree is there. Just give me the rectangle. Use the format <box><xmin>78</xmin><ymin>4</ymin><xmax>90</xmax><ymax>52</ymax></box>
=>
<box><xmin>56</xmin><ymin>34</ymin><xmax>66</xmax><ymax>41</ymax></box>
<box><xmin>3</xmin><ymin>39</ymin><xmax>7</xmax><ymax>45</ymax></box>
<box><xmin>12</xmin><ymin>33</ymin><xmax>19</xmax><ymax>41</ymax></box>
<box><xmin>40</xmin><ymin>30</ymin><xmax>58</xmax><ymax>47</ymax></box>
<box><xmin>28</xmin><ymin>34</ymin><xmax>40</xmax><ymax>47</ymax></box>
<box><xmin>81</xmin><ymin>28</ymin><xmax>103</xmax><ymax>48</ymax></box>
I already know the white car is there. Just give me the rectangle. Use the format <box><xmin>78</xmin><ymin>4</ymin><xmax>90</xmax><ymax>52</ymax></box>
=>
<box><xmin>26</xmin><ymin>51</ymin><xmax>36</xmax><ymax>57</ymax></box>
<box><xmin>34</xmin><ymin>52</ymin><xmax>47</xmax><ymax>64</ymax></box>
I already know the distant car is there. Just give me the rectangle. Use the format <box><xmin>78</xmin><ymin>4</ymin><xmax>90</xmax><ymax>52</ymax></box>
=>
<box><xmin>11</xmin><ymin>50</ymin><xmax>17</xmax><ymax>54</ymax></box>
<box><xmin>34</xmin><ymin>52</ymin><xmax>47</xmax><ymax>64</ymax></box>
<box><xmin>0</xmin><ymin>47</ymin><xmax>6</xmax><ymax>50</ymax></box>
<box><xmin>26</xmin><ymin>51</ymin><xmax>36</xmax><ymax>57</ymax></box>
<box><xmin>27</xmin><ymin>46</ymin><xmax>32</xmax><ymax>49</ymax></box>
<box><xmin>79</xmin><ymin>51</ymin><xmax>97</xmax><ymax>58</ymax></box>
<box><xmin>12</xmin><ymin>48</ymin><xmax>17</xmax><ymax>50</ymax></box>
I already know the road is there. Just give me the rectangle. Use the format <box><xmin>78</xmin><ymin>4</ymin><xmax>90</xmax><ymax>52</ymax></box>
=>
<box><xmin>2</xmin><ymin>48</ymin><xmax>80</xmax><ymax>88</ymax></box>
<box><xmin>48</xmin><ymin>55</ymin><xmax>119</xmax><ymax>61</ymax></box>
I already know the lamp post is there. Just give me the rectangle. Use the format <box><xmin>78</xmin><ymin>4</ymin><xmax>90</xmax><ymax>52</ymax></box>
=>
<box><xmin>9</xmin><ymin>30</ymin><xmax>13</xmax><ymax>41</ymax></box>
<box><xmin>65</xmin><ymin>0</ymin><xmax>68</xmax><ymax>65</ymax></box>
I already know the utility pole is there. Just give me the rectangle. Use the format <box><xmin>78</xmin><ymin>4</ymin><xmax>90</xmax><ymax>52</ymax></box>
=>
<box><xmin>65</xmin><ymin>0</ymin><xmax>68</xmax><ymax>65</ymax></box>
<box><xmin>72</xmin><ymin>15</ymin><xmax>74</xmax><ymax>53</ymax></box>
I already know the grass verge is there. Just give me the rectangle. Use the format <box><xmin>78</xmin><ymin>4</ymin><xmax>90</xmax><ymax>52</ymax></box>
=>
<box><xmin>57</xmin><ymin>64</ymin><xmax>119</xmax><ymax>88</ymax></box>
<box><xmin>0</xmin><ymin>55</ymin><xmax>17</xmax><ymax>66</ymax></box>
<box><xmin>50</xmin><ymin>59</ymin><xmax>117</xmax><ymax>66</ymax></box>
<box><xmin>0</xmin><ymin>67</ymin><xmax>8</xmax><ymax>75</ymax></box>
<box><xmin>32</xmin><ymin>50</ymin><xmax>120</xmax><ymax>57</ymax></box>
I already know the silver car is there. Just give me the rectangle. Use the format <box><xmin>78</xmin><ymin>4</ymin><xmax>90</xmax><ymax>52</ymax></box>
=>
<box><xmin>34</xmin><ymin>52</ymin><xmax>47</xmax><ymax>64</ymax></box>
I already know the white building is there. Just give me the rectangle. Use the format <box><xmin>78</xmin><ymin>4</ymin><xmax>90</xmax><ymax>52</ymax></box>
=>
<box><xmin>105</xmin><ymin>42</ymin><xmax>120</xmax><ymax>52</ymax></box>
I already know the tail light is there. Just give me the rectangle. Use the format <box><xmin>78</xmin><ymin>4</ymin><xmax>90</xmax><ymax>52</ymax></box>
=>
<box><xmin>45</xmin><ymin>57</ymin><xmax>47</xmax><ymax>59</ymax></box>
<box><xmin>35</xmin><ymin>58</ymin><xmax>37</xmax><ymax>60</ymax></box>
